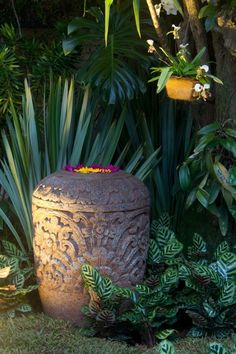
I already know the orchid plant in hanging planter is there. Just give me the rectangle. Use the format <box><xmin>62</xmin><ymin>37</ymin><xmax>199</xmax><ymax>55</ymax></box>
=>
<box><xmin>148</xmin><ymin>41</ymin><xmax>223</xmax><ymax>101</ymax></box>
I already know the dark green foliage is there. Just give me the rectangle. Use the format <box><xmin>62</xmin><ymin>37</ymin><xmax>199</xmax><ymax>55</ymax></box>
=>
<box><xmin>0</xmin><ymin>240</ymin><xmax>37</xmax><ymax>317</ymax></box>
<box><xmin>63</xmin><ymin>5</ymin><xmax>149</xmax><ymax>104</ymax></box>
<box><xmin>0</xmin><ymin>22</ymin><xmax>77</xmax><ymax>122</ymax></box>
<box><xmin>180</xmin><ymin>120</ymin><xmax>236</xmax><ymax>236</ymax></box>
<box><xmin>81</xmin><ymin>216</ymin><xmax>236</xmax><ymax>345</ymax></box>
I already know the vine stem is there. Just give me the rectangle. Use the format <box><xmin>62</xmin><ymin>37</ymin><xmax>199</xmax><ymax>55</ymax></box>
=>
<box><xmin>145</xmin><ymin>0</ymin><xmax>170</xmax><ymax>52</ymax></box>
<box><xmin>10</xmin><ymin>0</ymin><xmax>22</xmax><ymax>38</ymax></box>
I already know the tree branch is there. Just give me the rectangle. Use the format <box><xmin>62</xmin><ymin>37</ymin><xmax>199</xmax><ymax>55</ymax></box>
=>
<box><xmin>145</xmin><ymin>0</ymin><xmax>170</xmax><ymax>52</ymax></box>
<box><xmin>183</xmin><ymin>0</ymin><xmax>209</xmax><ymax>62</ymax></box>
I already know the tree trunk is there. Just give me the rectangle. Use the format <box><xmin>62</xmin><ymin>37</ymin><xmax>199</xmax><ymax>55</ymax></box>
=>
<box><xmin>212</xmin><ymin>10</ymin><xmax>236</xmax><ymax>121</ymax></box>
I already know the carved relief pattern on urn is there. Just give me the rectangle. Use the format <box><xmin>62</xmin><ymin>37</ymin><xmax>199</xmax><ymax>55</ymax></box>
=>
<box><xmin>33</xmin><ymin>206</ymin><xmax>149</xmax><ymax>291</ymax></box>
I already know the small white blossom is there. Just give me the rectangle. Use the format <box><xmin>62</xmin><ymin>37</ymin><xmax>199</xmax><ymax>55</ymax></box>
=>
<box><xmin>147</xmin><ymin>39</ymin><xmax>156</xmax><ymax>54</ymax></box>
<box><xmin>154</xmin><ymin>3</ymin><xmax>162</xmax><ymax>17</ymax></box>
<box><xmin>194</xmin><ymin>83</ymin><xmax>203</xmax><ymax>92</ymax></box>
<box><xmin>179</xmin><ymin>43</ymin><xmax>189</xmax><ymax>49</ymax></box>
<box><xmin>171</xmin><ymin>24</ymin><xmax>181</xmax><ymax>39</ymax></box>
<box><xmin>200</xmin><ymin>64</ymin><xmax>209</xmax><ymax>72</ymax></box>
<box><xmin>147</xmin><ymin>39</ymin><xmax>154</xmax><ymax>46</ymax></box>
<box><xmin>161</xmin><ymin>0</ymin><xmax>178</xmax><ymax>15</ymax></box>
<box><xmin>203</xmin><ymin>83</ymin><xmax>210</xmax><ymax>90</ymax></box>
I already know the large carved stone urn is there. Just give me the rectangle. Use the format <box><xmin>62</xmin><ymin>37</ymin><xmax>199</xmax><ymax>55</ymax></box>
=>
<box><xmin>32</xmin><ymin>170</ymin><xmax>150</xmax><ymax>324</ymax></box>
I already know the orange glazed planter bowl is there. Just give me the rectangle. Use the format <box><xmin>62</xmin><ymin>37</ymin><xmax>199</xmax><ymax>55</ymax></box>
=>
<box><xmin>165</xmin><ymin>76</ymin><xmax>198</xmax><ymax>101</ymax></box>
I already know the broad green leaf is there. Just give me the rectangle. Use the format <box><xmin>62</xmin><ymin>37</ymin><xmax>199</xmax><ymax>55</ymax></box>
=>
<box><xmin>196</xmin><ymin>188</ymin><xmax>209</xmax><ymax>208</ymax></box>
<box><xmin>198</xmin><ymin>122</ymin><xmax>220</xmax><ymax>136</ymax></box>
<box><xmin>209</xmin><ymin>342</ymin><xmax>229</xmax><ymax>354</ymax></box>
<box><xmin>218</xmin><ymin>281</ymin><xmax>235</xmax><ymax>307</ymax></box>
<box><xmin>148</xmin><ymin>239</ymin><xmax>161</xmax><ymax>263</ymax></box>
<box><xmin>216</xmin><ymin>252</ymin><xmax>236</xmax><ymax>279</ymax></box>
<box><xmin>218</xmin><ymin>205</ymin><xmax>229</xmax><ymax>236</ymax></box>
<box><xmin>81</xmin><ymin>264</ymin><xmax>102</xmax><ymax>290</ymax></box>
<box><xmin>187</xmin><ymin>326</ymin><xmax>206</xmax><ymax>337</ymax></box>
<box><xmin>198</xmin><ymin>4</ymin><xmax>216</xmax><ymax>19</ymax></box>
<box><xmin>159</xmin><ymin>340</ymin><xmax>178</xmax><ymax>354</ymax></box>
<box><xmin>12</xmin><ymin>273</ymin><xmax>24</xmax><ymax>289</ymax></box>
<box><xmin>229</xmin><ymin>166</ymin><xmax>236</xmax><ymax>186</ymax></box>
<box><xmin>104</xmin><ymin>0</ymin><xmax>114</xmax><ymax>46</ymax></box>
<box><xmin>156</xmin><ymin>329</ymin><xmax>176</xmax><ymax>340</ymax></box>
<box><xmin>214</xmin><ymin>241</ymin><xmax>230</xmax><ymax>259</ymax></box>
<box><xmin>179</xmin><ymin>164</ymin><xmax>190</xmax><ymax>191</ymax></box>
<box><xmin>162</xmin><ymin>240</ymin><xmax>183</xmax><ymax>260</ymax></box>
<box><xmin>157</xmin><ymin>68</ymin><xmax>173</xmax><ymax>93</ymax></box>
<box><xmin>173</xmin><ymin>0</ymin><xmax>184</xmax><ymax>16</ymax></box>
<box><xmin>97</xmin><ymin>277</ymin><xmax>113</xmax><ymax>301</ymax></box>
<box><xmin>133</xmin><ymin>0</ymin><xmax>141</xmax><ymax>37</ymax></box>
<box><xmin>156</xmin><ymin>227</ymin><xmax>176</xmax><ymax>249</ymax></box>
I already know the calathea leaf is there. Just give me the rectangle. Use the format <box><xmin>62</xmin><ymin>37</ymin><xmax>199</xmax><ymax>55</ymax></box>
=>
<box><xmin>155</xmin><ymin>329</ymin><xmax>176</xmax><ymax>340</ymax></box>
<box><xmin>97</xmin><ymin>277</ymin><xmax>113</xmax><ymax>301</ymax></box>
<box><xmin>156</xmin><ymin>227</ymin><xmax>176</xmax><ymax>249</ymax></box>
<box><xmin>187</xmin><ymin>326</ymin><xmax>206</xmax><ymax>338</ymax></box>
<box><xmin>96</xmin><ymin>309</ymin><xmax>115</xmax><ymax>324</ymax></box>
<box><xmin>159</xmin><ymin>340</ymin><xmax>178</xmax><ymax>354</ymax></box>
<box><xmin>216</xmin><ymin>252</ymin><xmax>236</xmax><ymax>279</ymax></box>
<box><xmin>192</xmin><ymin>233</ymin><xmax>207</xmax><ymax>254</ymax></box>
<box><xmin>218</xmin><ymin>281</ymin><xmax>235</xmax><ymax>307</ymax></box>
<box><xmin>81</xmin><ymin>264</ymin><xmax>102</xmax><ymax>290</ymax></box>
<box><xmin>214</xmin><ymin>241</ymin><xmax>230</xmax><ymax>259</ymax></box>
<box><xmin>209</xmin><ymin>342</ymin><xmax>229</xmax><ymax>354</ymax></box>
<box><xmin>148</xmin><ymin>239</ymin><xmax>161</xmax><ymax>263</ymax></box>
<box><xmin>11</xmin><ymin>273</ymin><xmax>24</xmax><ymax>289</ymax></box>
<box><xmin>2</xmin><ymin>241</ymin><xmax>25</xmax><ymax>259</ymax></box>
<box><xmin>203</xmin><ymin>301</ymin><xmax>218</xmax><ymax>318</ymax></box>
<box><xmin>135</xmin><ymin>284</ymin><xmax>152</xmax><ymax>296</ymax></box>
<box><xmin>162</xmin><ymin>239</ymin><xmax>183</xmax><ymax>260</ymax></box>
<box><xmin>151</xmin><ymin>214</ymin><xmax>170</xmax><ymax>235</ymax></box>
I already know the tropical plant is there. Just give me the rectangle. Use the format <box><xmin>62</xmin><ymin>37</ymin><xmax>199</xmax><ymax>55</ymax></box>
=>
<box><xmin>179</xmin><ymin>120</ymin><xmax>236</xmax><ymax>236</ymax></box>
<box><xmin>128</xmin><ymin>96</ymin><xmax>193</xmax><ymax>229</ymax></box>
<box><xmin>63</xmin><ymin>5</ymin><xmax>149</xmax><ymax>104</ymax></box>
<box><xmin>81</xmin><ymin>216</ymin><xmax>236</xmax><ymax>345</ymax></box>
<box><xmin>0</xmin><ymin>78</ymin><xmax>160</xmax><ymax>257</ymax></box>
<box><xmin>0</xmin><ymin>45</ymin><xmax>22</xmax><ymax>117</ymax></box>
<box><xmin>81</xmin><ymin>214</ymin><xmax>183</xmax><ymax>346</ymax></box>
<box><xmin>149</xmin><ymin>45</ymin><xmax>223</xmax><ymax>96</ymax></box>
<box><xmin>182</xmin><ymin>234</ymin><xmax>236</xmax><ymax>338</ymax></box>
<box><xmin>0</xmin><ymin>240</ymin><xmax>37</xmax><ymax>317</ymax></box>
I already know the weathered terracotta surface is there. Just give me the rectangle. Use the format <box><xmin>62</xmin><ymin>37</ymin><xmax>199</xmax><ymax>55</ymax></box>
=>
<box><xmin>166</xmin><ymin>76</ymin><xmax>198</xmax><ymax>101</ymax></box>
<box><xmin>32</xmin><ymin>170</ymin><xmax>150</xmax><ymax>324</ymax></box>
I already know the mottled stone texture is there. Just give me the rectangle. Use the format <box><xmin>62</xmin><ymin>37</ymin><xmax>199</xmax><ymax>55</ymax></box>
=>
<box><xmin>32</xmin><ymin>171</ymin><xmax>150</xmax><ymax>324</ymax></box>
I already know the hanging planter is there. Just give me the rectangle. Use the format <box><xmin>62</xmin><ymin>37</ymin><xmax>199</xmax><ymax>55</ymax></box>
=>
<box><xmin>148</xmin><ymin>44</ymin><xmax>223</xmax><ymax>102</ymax></box>
<box><xmin>165</xmin><ymin>76</ymin><xmax>198</xmax><ymax>101</ymax></box>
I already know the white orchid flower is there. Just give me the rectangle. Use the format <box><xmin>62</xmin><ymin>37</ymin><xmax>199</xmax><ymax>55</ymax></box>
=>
<box><xmin>154</xmin><ymin>4</ymin><xmax>162</xmax><ymax>17</ymax></box>
<box><xmin>203</xmin><ymin>83</ymin><xmax>210</xmax><ymax>90</ymax></box>
<box><xmin>147</xmin><ymin>39</ymin><xmax>154</xmax><ymax>46</ymax></box>
<box><xmin>200</xmin><ymin>65</ymin><xmax>209</xmax><ymax>72</ymax></box>
<box><xmin>146</xmin><ymin>39</ymin><xmax>156</xmax><ymax>54</ymax></box>
<box><xmin>179</xmin><ymin>43</ymin><xmax>189</xmax><ymax>49</ymax></box>
<box><xmin>161</xmin><ymin>0</ymin><xmax>178</xmax><ymax>15</ymax></box>
<box><xmin>171</xmin><ymin>24</ymin><xmax>181</xmax><ymax>39</ymax></box>
<box><xmin>194</xmin><ymin>83</ymin><xmax>203</xmax><ymax>92</ymax></box>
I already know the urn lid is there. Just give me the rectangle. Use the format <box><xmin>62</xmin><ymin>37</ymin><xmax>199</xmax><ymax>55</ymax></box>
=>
<box><xmin>32</xmin><ymin>170</ymin><xmax>150</xmax><ymax>212</ymax></box>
